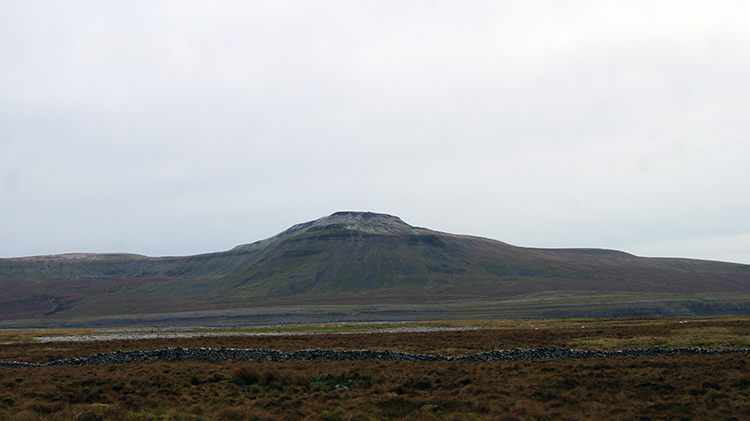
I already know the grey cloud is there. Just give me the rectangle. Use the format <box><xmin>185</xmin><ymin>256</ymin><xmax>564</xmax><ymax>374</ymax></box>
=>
<box><xmin>1</xmin><ymin>1</ymin><xmax>749</xmax><ymax>263</ymax></box>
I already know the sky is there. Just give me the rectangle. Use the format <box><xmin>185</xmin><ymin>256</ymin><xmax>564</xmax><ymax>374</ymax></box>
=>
<box><xmin>1</xmin><ymin>1</ymin><xmax>749</xmax><ymax>264</ymax></box>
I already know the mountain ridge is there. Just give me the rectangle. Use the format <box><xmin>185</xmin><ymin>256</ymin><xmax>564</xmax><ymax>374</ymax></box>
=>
<box><xmin>2</xmin><ymin>211</ymin><xmax>750</xmax><ymax>322</ymax></box>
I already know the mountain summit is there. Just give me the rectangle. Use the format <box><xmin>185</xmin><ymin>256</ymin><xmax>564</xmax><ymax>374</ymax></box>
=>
<box><xmin>2</xmin><ymin>211</ymin><xmax>750</xmax><ymax>321</ymax></box>
<box><xmin>277</xmin><ymin>211</ymin><xmax>416</xmax><ymax>237</ymax></box>
<box><xmin>298</xmin><ymin>211</ymin><xmax>412</xmax><ymax>230</ymax></box>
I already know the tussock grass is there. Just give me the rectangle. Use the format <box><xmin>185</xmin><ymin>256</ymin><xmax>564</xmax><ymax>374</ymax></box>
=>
<box><xmin>2</xmin><ymin>356</ymin><xmax>750</xmax><ymax>420</ymax></box>
<box><xmin>3</xmin><ymin>317</ymin><xmax>750</xmax><ymax>419</ymax></box>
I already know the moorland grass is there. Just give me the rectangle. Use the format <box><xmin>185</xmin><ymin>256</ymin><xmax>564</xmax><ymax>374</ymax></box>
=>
<box><xmin>5</xmin><ymin>316</ymin><xmax>750</xmax><ymax>359</ymax></box>
<box><xmin>2</xmin><ymin>317</ymin><xmax>750</xmax><ymax>419</ymax></box>
<box><xmin>1</xmin><ymin>356</ymin><xmax>750</xmax><ymax>420</ymax></box>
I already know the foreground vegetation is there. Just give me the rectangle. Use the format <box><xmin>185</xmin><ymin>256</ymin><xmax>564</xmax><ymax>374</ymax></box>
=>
<box><xmin>3</xmin><ymin>355</ymin><xmax>749</xmax><ymax>420</ymax></box>
<box><xmin>2</xmin><ymin>317</ymin><xmax>750</xmax><ymax>420</ymax></box>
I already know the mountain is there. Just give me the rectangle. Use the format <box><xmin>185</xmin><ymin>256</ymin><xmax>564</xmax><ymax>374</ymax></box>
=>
<box><xmin>2</xmin><ymin>211</ymin><xmax>750</xmax><ymax>322</ymax></box>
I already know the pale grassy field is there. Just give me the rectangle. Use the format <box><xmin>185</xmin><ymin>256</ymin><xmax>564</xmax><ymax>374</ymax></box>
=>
<box><xmin>4</xmin><ymin>316</ymin><xmax>750</xmax><ymax>352</ymax></box>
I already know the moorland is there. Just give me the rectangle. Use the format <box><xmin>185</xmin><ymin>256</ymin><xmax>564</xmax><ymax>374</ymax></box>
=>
<box><xmin>2</xmin><ymin>317</ymin><xmax>750</xmax><ymax>420</ymax></box>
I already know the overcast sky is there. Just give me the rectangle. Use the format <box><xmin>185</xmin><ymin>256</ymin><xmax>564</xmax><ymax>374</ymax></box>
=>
<box><xmin>2</xmin><ymin>1</ymin><xmax>749</xmax><ymax>264</ymax></box>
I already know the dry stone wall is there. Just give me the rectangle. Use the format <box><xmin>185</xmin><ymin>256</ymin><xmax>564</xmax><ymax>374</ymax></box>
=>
<box><xmin>3</xmin><ymin>346</ymin><xmax>750</xmax><ymax>368</ymax></box>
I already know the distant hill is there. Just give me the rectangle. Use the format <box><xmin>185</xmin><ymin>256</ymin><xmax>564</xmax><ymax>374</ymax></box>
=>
<box><xmin>2</xmin><ymin>211</ymin><xmax>750</xmax><ymax>323</ymax></box>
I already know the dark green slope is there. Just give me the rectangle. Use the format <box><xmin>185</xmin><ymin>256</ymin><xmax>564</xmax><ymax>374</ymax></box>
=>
<box><xmin>2</xmin><ymin>211</ymin><xmax>750</xmax><ymax>320</ymax></box>
<box><xmin>213</xmin><ymin>220</ymin><xmax>750</xmax><ymax>304</ymax></box>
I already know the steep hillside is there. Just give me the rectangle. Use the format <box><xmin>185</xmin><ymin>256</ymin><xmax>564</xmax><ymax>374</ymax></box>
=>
<box><xmin>2</xmin><ymin>211</ymin><xmax>750</xmax><ymax>321</ymax></box>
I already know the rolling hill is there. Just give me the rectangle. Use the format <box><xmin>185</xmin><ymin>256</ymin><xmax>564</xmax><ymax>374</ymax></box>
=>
<box><xmin>2</xmin><ymin>211</ymin><xmax>750</xmax><ymax>323</ymax></box>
